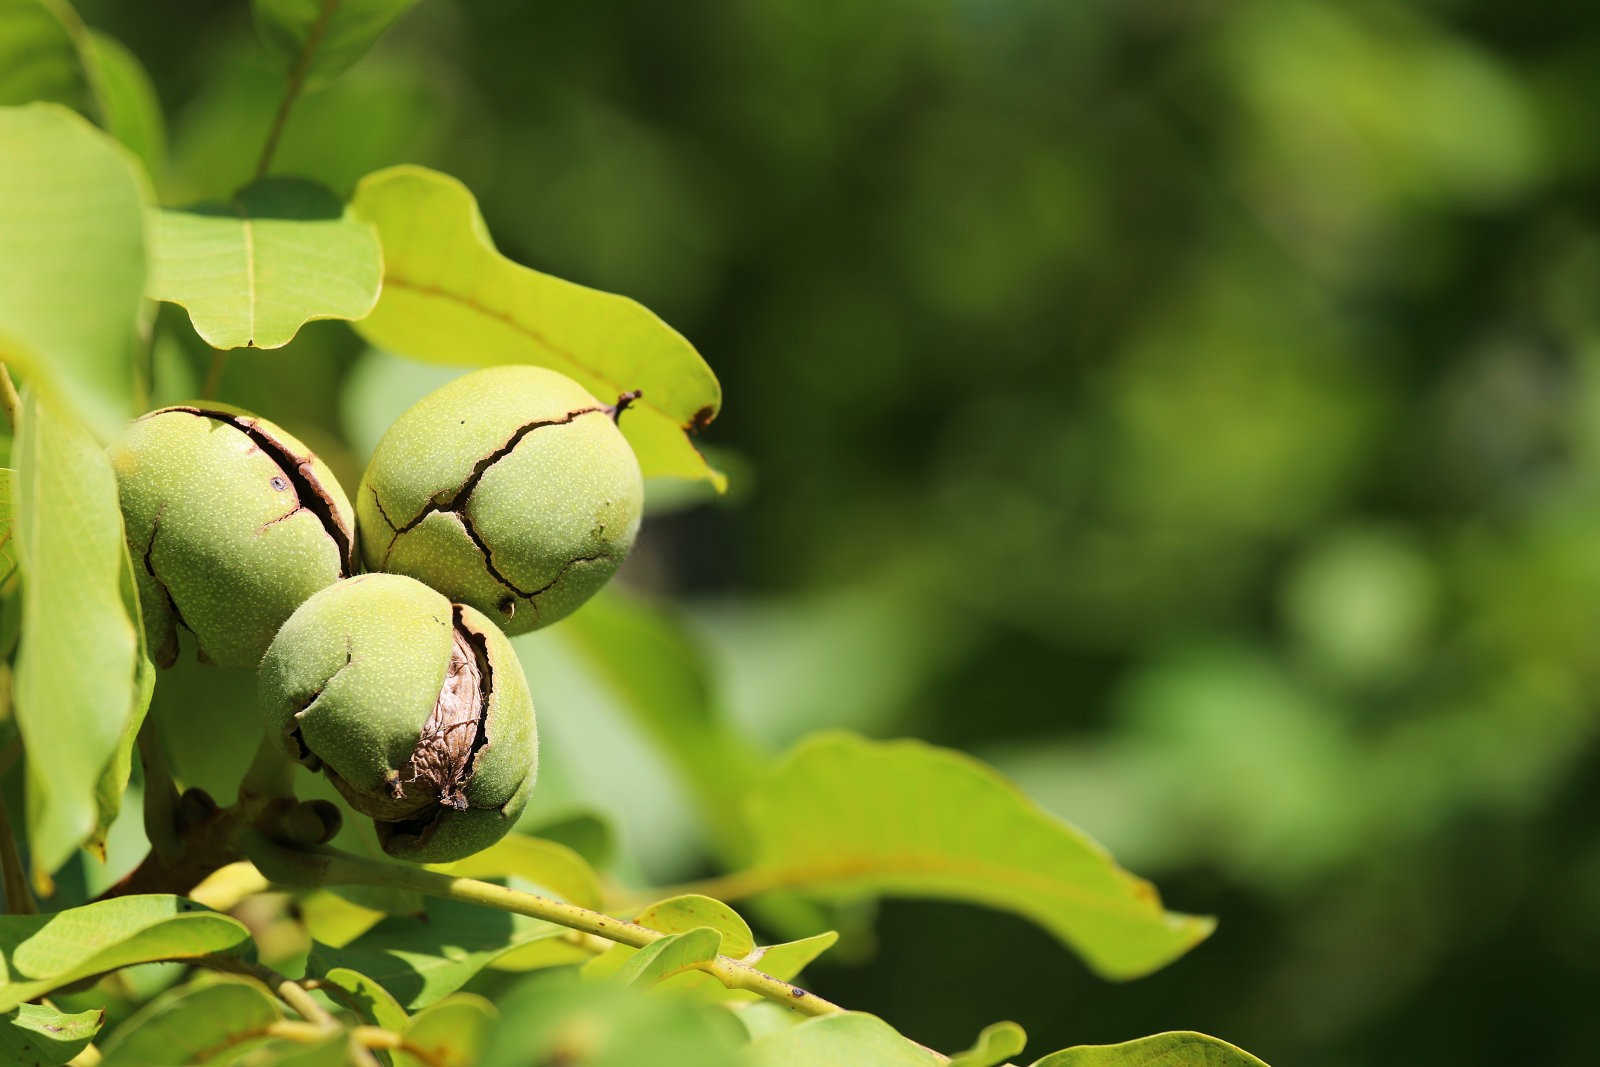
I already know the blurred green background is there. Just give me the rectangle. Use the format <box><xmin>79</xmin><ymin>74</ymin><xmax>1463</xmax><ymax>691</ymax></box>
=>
<box><xmin>77</xmin><ymin>1</ymin><xmax>1600</xmax><ymax>1063</ymax></box>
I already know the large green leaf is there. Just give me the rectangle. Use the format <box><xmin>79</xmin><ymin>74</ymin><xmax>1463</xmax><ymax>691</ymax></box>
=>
<box><xmin>0</xmin><ymin>1001</ymin><xmax>104</xmax><ymax>1065</ymax></box>
<box><xmin>747</xmin><ymin>1013</ymin><xmax>941</xmax><ymax>1067</ymax></box>
<box><xmin>253</xmin><ymin>0</ymin><xmax>419</xmax><ymax>85</ymax></box>
<box><xmin>348</xmin><ymin>165</ymin><xmax>724</xmax><ymax>487</ymax></box>
<box><xmin>0</xmin><ymin>103</ymin><xmax>148</xmax><ymax>440</ymax></box>
<box><xmin>147</xmin><ymin>178</ymin><xmax>382</xmax><ymax>350</ymax></box>
<box><xmin>392</xmin><ymin>993</ymin><xmax>495</xmax><ymax>1067</ymax></box>
<box><xmin>730</xmin><ymin>732</ymin><xmax>1214</xmax><ymax>981</ymax></box>
<box><xmin>1031</xmin><ymin>1032</ymin><xmax>1271</xmax><ymax>1067</ymax></box>
<box><xmin>97</xmin><ymin>976</ymin><xmax>281</xmax><ymax>1067</ymax></box>
<box><xmin>476</xmin><ymin>974</ymin><xmax>745</xmax><ymax>1067</ymax></box>
<box><xmin>0</xmin><ymin>896</ymin><xmax>251</xmax><ymax>1011</ymax></box>
<box><xmin>951</xmin><ymin>1022</ymin><xmax>1029</xmax><ymax>1067</ymax></box>
<box><xmin>12</xmin><ymin>393</ymin><xmax>145</xmax><ymax>880</ymax></box>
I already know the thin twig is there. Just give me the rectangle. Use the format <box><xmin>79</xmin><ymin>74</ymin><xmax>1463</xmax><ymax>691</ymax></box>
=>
<box><xmin>200</xmin><ymin>351</ymin><xmax>228</xmax><ymax>400</ymax></box>
<box><xmin>0</xmin><ymin>785</ymin><xmax>34</xmax><ymax>914</ymax></box>
<box><xmin>201</xmin><ymin>958</ymin><xmax>335</xmax><ymax>1028</ymax></box>
<box><xmin>254</xmin><ymin>0</ymin><xmax>337</xmax><ymax>179</ymax></box>
<box><xmin>0</xmin><ymin>365</ymin><xmax>21</xmax><ymax>434</ymax></box>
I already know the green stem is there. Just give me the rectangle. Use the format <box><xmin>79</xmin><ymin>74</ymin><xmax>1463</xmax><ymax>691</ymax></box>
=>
<box><xmin>254</xmin><ymin>0</ymin><xmax>337</xmax><ymax>180</ymax></box>
<box><xmin>245</xmin><ymin>835</ymin><xmax>845</xmax><ymax>1018</ymax></box>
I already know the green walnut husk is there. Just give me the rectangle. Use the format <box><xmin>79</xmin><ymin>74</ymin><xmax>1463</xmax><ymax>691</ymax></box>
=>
<box><xmin>259</xmin><ymin>573</ymin><xmax>538</xmax><ymax>862</ymax></box>
<box><xmin>110</xmin><ymin>404</ymin><xmax>356</xmax><ymax>669</ymax></box>
<box><xmin>356</xmin><ymin>366</ymin><xmax>644</xmax><ymax>636</ymax></box>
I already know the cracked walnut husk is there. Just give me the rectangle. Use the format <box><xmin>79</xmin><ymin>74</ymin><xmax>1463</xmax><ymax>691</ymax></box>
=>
<box><xmin>259</xmin><ymin>573</ymin><xmax>537</xmax><ymax>863</ymax></box>
<box><xmin>356</xmin><ymin>365</ymin><xmax>644</xmax><ymax>636</ymax></box>
<box><xmin>110</xmin><ymin>403</ymin><xmax>356</xmax><ymax>669</ymax></box>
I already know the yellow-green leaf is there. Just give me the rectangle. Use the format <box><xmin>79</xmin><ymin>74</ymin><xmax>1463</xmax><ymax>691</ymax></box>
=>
<box><xmin>349</xmin><ymin>165</ymin><xmax>724</xmax><ymax>488</ymax></box>
<box><xmin>951</xmin><ymin>1022</ymin><xmax>1028</xmax><ymax>1067</ymax></box>
<box><xmin>393</xmin><ymin>992</ymin><xmax>495</xmax><ymax>1067</ymax></box>
<box><xmin>0</xmin><ymin>1001</ymin><xmax>104</xmax><ymax>1065</ymax></box>
<box><xmin>1031</xmin><ymin>1031</ymin><xmax>1271</xmax><ymax>1067</ymax></box>
<box><xmin>611</xmin><ymin>927</ymin><xmax>721</xmax><ymax>988</ymax></box>
<box><xmin>732</xmin><ymin>732</ymin><xmax>1214</xmax><ymax>981</ymax></box>
<box><xmin>319</xmin><ymin>966</ymin><xmax>408</xmax><ymax>1031</ymax></box>
<box><xmin>0</xmin><ymin>896</ymin><xmax>251</xmax><ymax>1012</ymax></box>
<box><xmin>147</xmin><ymin>177</ymin><xmax>382</xmax><ymax>350</ymax></box>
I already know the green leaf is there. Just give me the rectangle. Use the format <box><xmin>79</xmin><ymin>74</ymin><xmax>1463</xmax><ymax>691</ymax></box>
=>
<box><xmin>0</xmin><ymin>1001</ymin><xmax>104</xmax><ymax>1066</ymax></box>
<box><xmin>147</xmin><ymin>177</ymin><xmax>382</xmax><ymax>350</ymax></box>
<box><xmin>611</xmin><ymin>927</ymin><xmax>721</xmax><ymax>988</ymax></box>
<box><xmin>477</xmin><ymin>973</ymin><xmax>746</xmax><ymax>1067</ymax></box>
<box><xmin>583</xmin><ymin>895</ymin><xmax>833</xmax><ymax>1002</ymax></box>
<box><xmin>84</xmin><ymin>31</ymin><xmax>165</xmax><ymax>180</ymax></box>
<box><xmin>731</xmin><ymin>732</ymin><xmax>1214</xmax><ymax>981</ymax></box>
<box><xmin>97</xmin><ymin>975</ymin><xmax>280</xmax><ymax>1067</ymax></box>
<box><xmin>741</xmin><ymin>929</ymin><xmax>837</xmax><ymax>983</ymax></box>
<box><xmin>392</xmin><ymin>993</ymin><xmax>495</xmax><ymax>1067</ymax></box>
<box><xmin>0</xmin><ymin>0</ymin><xmax>91</xmax><ymax>113</ymax></box>
<box><xmin>12</xmin><ymin>394</ymin><xmax>145</xmax><ymax>880</ymax></box>
<box><xmin>951</xmin><ymin>1021</ymin><xmax>1028</xmax><ymax>1067</ymax></box>
<box><xmin>428</xmin><ymin>833</ymin><xmax>602</xmax><ymax>910</ymax></box>
<box><xmin>318</xmin><ymin>966</ymin><xmax>407</xmax><ymax>1031</ymax></box>
<box><xmin>582</xmin><ymin>896</ymin><xmax>750</xmax><ymax>988</ymax></box>
<box><xmin>308</xmin><ymin>895</ymin><xmax>562</xmax><ymax>1010</ymax></box>
<box><xmin>545</xmin><ymin>589</ymin><xmax>761</xmax><ymax>852</ymax></box>
<box><xmin>0</xmin><ymin>896</ymin><xmax>251</xmax><ymax>1011</ymax></box>
<box><xmin>348</xmin><ymin>165</ymin><xmax>725</xmax><ymax>488</ymax></box>
<box><xmin>747</xmin><ymin>1012</ymin><xmax>941</xmax><ymax>1067</ymax></box>
<box><xmin>1031</xmin><ymin>1032</ymin><xmax>1271</xmax><ymax>1067</ymax></box>
<box><xmin>0</xmin><ymin>103</ymin><xmax>149</xmax><ymax>440</ymax></box>
<box><xmin>253</xmin><ymin>0</ymin><xmax>419</xmax><ymax>85</ymax></box>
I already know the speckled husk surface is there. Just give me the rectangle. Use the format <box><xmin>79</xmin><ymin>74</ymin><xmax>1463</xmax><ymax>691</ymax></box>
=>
<box><xmin>259</xmin><ymin>573</ymin><xmax>537</xmax><ymax>862</ymax></box>
<box><xmin>110</xmin><ymin>404</ymin><xmax>356</xmax><ymax>669</ymax></box>
<box><xmin>357</xmin><ymin>365</ymin><xmax>644</xmax><ymax>636</ymax></box>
